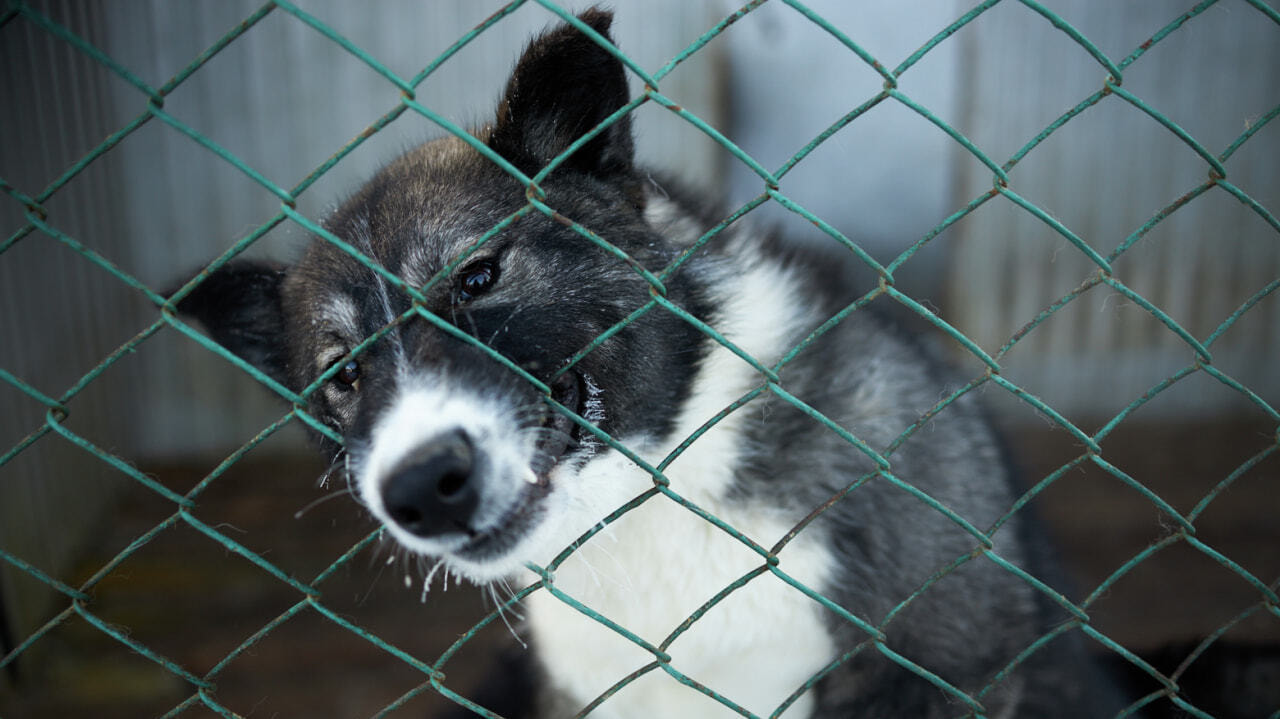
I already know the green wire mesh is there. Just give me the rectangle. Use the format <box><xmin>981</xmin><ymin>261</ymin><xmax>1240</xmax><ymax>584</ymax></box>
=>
<box><xmin>2</xmin><ymin>1</ymin><xmax>1278</xmax><ymax>717</ymax></box>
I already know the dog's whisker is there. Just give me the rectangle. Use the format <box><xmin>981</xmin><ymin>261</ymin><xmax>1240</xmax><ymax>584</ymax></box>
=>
<box><xmin>497</xmin><ymin>577</ymin><xmax>524</xmax><ymax>614</ymax></box>
<box><xmin>315</xmin><ymin>446</ymin><xmax>347</xmax><ymax>489</ymax></box>
<box><xmin>420</xmin><ymin>559</ymin><xmax>446</xmax><ymax>602</ymax></box>
<box><xmin>293</xmin><ymin>487</ymin><xmax>355</xmax><ymax>520</ymax></box>
<box><xmin>488</xmin><ymin>303</ymin><xmax>525</xmax><ymax>346</ymax></box>
<box><xmin>487</xmin><ymin>582</ymin><xmax>528</xmax><ymax>648</ymax></box>
<box><xmin>358</xmin><ymin>549</ymin><xmax>392</xmax><ymax>607</ymax></box>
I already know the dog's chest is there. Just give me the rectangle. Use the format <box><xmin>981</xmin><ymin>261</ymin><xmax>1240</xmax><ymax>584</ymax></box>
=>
<box><xmin>520</xmin><ymin>250</ymin><xmax>835</xmax><ymax>716</ymax></box>
<box><xmin>525</xmin><ymin>490</ymin><xmax>836</xmax><ymax>718</ymax></box>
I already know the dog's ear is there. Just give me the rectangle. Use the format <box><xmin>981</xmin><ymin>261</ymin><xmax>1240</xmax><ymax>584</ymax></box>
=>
<box><xmin>171</xmin><ymin>261</ymin><xmax>293</xmax><ymax>391</ymax></box>
<box><xmin>488</xmin><ymin>8</ymin><xmax>634</xmax><ymax>179</ymax></box>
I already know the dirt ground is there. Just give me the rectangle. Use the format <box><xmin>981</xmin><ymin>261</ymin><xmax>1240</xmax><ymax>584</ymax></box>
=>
<box><xmin>1</xmin><ymin>417</ymin><xmax>1277</xmax><ymax>718</ymax></box>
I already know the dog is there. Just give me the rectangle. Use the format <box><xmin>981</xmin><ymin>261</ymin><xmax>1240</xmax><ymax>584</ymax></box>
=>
<box><xmin>176</xmin><ymin>9</ymin><xmax>1129</xmax><ymax>717</ymax></box>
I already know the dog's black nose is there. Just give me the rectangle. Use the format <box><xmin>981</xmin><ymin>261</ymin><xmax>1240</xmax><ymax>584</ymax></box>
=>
<box><xmin>381</xmin><ymin>430</ymin><xmax>478</xmax><ymax>538</ymax></box>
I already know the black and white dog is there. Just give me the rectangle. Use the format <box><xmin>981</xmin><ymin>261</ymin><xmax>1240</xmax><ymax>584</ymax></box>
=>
<box><xmin>178</xmin><ymin>10</ymin><xmax>1127</xmax><ymax>717</ymax></box>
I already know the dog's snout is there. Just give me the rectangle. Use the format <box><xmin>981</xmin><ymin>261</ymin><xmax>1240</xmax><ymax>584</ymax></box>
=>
<box><xmin>382</xmin><ymin>429</ymin><xmax>478</xmax><ymax>538</ymax></box>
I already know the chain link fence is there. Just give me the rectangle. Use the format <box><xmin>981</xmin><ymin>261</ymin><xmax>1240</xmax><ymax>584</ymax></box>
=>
<box><xmin>2</xmin><ymin>1</ymin><xmax>1278</xmax><ymax>717</ymax></box>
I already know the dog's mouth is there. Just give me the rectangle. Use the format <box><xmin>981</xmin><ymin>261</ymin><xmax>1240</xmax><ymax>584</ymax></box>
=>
<box><xmin>444</xmin><ymin>371</ymin><xmax>587</xmax><ymax>566</ymax></box>
<box><xmin>528</xmin><ymin>370</ymin><xmax>584</xmax><ymax>484</ymax></box>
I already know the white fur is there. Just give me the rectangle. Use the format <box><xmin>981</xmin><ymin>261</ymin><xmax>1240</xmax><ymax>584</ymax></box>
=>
<box><xmin>356</xmin><ymin>238</ymin><xmax>837</xmax><ymax>716</ymax></box>
<box><xmin>643</xmin><ymin>189</ymin><xmax>705</xmax><ymax>247</ymax></box>
<box><xmin>357</xmin><ymin>377</ymin><xmax>536</xmax><ymax>558</ymax></box>
<box><xmin>521</xmin><ymin>254</ymin><xmax>837</xmax><ymax>718</ymax></box>
<box><xmin>317</xmin><ymin>293</ymin><xmax>361</xmax><ymax>339</ymax></box>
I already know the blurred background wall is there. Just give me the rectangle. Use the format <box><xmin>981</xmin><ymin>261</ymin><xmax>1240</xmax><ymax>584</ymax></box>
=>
<box><xmin>2</xmin><ymin>1</ymin><xmax>1277</xmax><ymax>714</ymax></box>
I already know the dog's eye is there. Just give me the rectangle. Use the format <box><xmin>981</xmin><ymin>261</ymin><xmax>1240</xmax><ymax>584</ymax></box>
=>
<box><xmin>457</xmin><ymin>260</ymin><xmax>498</xmax><ymax>302</ymax></box>
<box><xmin>334</xmin><ymin>359</ymin><xmax>360</xmax><ymax>390</ymax></box>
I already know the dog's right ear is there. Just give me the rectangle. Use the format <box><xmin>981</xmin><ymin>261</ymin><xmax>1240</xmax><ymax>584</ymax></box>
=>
<box><xmin>488</xmin><ymin>8</ymin><xmax>634</xmax><ymax>179</ymax></box>
<box><xmin>170</xmin><ymin>261</ymin><xmax>292</xmax><ymax>390</ymax></box>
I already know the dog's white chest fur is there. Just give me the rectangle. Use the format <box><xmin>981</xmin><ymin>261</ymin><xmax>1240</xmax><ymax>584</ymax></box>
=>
<box><xmin>523</xmin><ymin>255</ymin><xmax>836</xmax><ymax>717</ymax></box>
<box><xmin>526</xmin><ymin>496</ymin><xmax>835</xmax><ymax>718</ymax></box>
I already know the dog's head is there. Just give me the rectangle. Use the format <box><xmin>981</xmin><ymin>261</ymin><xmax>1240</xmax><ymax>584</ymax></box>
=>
<box><xmin>175</xmin><ymin>10</ymin><xmax>708</xmax><ymax>582</ymax></box>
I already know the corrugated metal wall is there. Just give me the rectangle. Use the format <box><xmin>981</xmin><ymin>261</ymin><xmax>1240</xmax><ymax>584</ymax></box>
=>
<box><xmin>1</xmin><ymin>1</ymin><xmax>142</xmax><ymax>651</ymax></box>
<box><xmin>719</xmin><ymin>0</ymin><xmax>1277</xmax><ymax>423</ymax></box>
<box><xmin>947</xmin><ymin>1</ymin><xmax>1279</xmax><ymax>421</ymax></box>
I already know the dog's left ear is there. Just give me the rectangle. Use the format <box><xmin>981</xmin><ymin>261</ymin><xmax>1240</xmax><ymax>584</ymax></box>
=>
<box><xmin>488</xmin><ymin>8</ymin><xmax>634</xmax><ymax>179</ymax></box>
<box><xmin>170</xmin><ymin>261</ymin><xmax>293</xmax><ymax>391</ymax></box>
